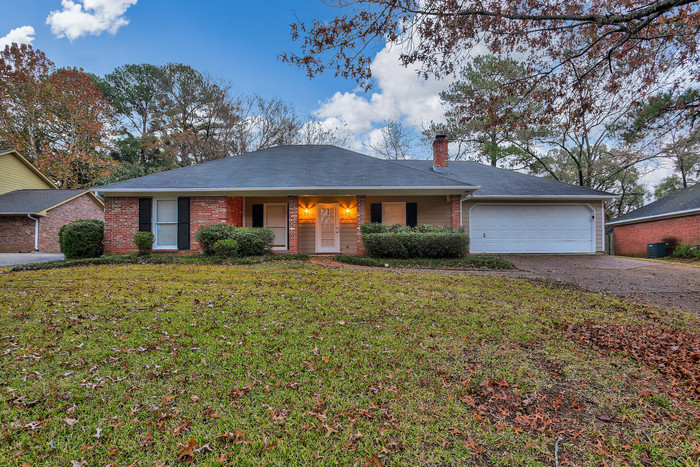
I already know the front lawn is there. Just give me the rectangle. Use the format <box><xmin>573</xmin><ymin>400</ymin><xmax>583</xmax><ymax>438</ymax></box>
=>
<box><xmin>1</xmin><ymin>263</ymin><xmax>699</xmax><ymax>465</ymax></box>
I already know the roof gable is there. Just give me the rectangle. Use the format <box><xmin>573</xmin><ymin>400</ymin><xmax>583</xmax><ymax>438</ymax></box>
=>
<box><xmin>0</xmin><ymin>150</ymin><xmax>57</xmax><ymax>194</ymax></box>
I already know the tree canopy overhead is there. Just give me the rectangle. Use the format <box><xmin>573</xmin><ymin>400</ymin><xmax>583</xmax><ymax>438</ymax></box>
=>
<box><xmin>282</xmin><ymin>0</ymin><xmax>700</xmax><ymax>96</ymax></box>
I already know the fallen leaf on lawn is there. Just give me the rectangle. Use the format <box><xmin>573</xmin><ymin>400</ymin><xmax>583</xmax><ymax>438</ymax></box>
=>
<box><xmin>71</xmin><ymin>461</ymin><xmax>86</xmax><ymax>467</ymax></box>
<box><xmin>195</xmin><ymin>442</ymin><xmax>213</xmax><ymax>453</ymax></box>
<box><xmin>190</xmin><ymin>395</ymin><xmax>200</xmax><ymax>402</ymax></box>
<box><xmin>597</xmin><ymin>414</ymin><xmax>614</xmax><ymax>422</ymax></box>
<box><xmin>177</xmin><ymin>438</ymin><xmax>197</xmax><ymax>461</ymax></box>
<box><xmin>64</xmin><ymin>418</ymin><xmax>78</xmax><ymax>426</ymax></box>
<box><xmin>162</xmin><ymin>395</ymin><xmax>176</xmax><ymax>404</ymax></box>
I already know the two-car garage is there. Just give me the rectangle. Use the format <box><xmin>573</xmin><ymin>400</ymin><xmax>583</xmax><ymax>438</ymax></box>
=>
<box><xmin>468</xmin><ymin>204</ymin><xmax>598</xmax><ymax>254</ymax></box>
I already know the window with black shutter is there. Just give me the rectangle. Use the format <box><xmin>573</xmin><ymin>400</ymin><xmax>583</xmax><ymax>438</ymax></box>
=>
<box><xmin>138</xmin><ymin>198</ymin><xmax>152</xmax><ymax>232</ymax></box>
<box><xmin>406</xmin><ymin>203</ymin><xmax>418</xmax><ymax>227</ymax></box>
<box><xmin>177</xmin><ymin>197</ymin><xmax>190</xmax><ymax>250</ymax></box>
<box><xmin>370</xmin><ymin>203</ymin><xmax>382</xmax><ymax>223</ymax></box>
<box><xmin>252</xmin><ymin>204</ymin><xmax>264</xmax><ymax>227</ymax></box>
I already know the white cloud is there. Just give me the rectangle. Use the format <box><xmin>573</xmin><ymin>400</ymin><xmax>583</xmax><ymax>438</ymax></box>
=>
<box><xmin>46</xmin><ymin>0</ymin><xmax>138</xmax><ymax>41</ymax></box>
<box><xmin>314</xmin><ymin>44</ymin><xmax>452</xmax><ymax>136</ymax></box>
<box><xmin>0</xmin><ymin>26</ymin><xmax>36</xmax><ymax>49</ymax></box>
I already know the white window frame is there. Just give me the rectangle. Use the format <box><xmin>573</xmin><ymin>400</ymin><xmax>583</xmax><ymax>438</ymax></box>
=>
<box><xmin>153</xmin><ymin>198</ymin><xmax>178</xmax><ymax>250</ymax></box>
<box><xmin>382</xmin><ymin>202</ymin><xmax>406</xmax><ymax>226</ymax></box>
<box><xmin>264</xmin><ymin>203</ymin><xmax>288</xmax><ymax>250</ymax></box>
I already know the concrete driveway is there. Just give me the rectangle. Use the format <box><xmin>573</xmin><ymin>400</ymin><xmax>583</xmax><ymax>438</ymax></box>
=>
<box><xmin>0</xmin><ymin>252</ymin><xmax>65</xmax><ymax>266</ymax></box>
<box><xmin>503</xmin><ymin>255</ymin><xmax>700</xmax><ymax>314</ymax></box>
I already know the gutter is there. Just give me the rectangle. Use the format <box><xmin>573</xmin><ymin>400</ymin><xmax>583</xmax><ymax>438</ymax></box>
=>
<box><xmin>607</xmin><ymin>207</ymin><xmax>700</xmax><ymax>226</ymax></box>
<box><xmin>27</xmin><ymin>214</ymin><xmax>39</xmax><ymax>250</ymax></box>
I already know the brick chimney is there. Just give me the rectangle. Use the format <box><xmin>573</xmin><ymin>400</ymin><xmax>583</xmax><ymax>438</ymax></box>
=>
<box><xmin>432</xmin><ymin>135</ymin><xmax>449</xmax><ymax>172</ymax></box>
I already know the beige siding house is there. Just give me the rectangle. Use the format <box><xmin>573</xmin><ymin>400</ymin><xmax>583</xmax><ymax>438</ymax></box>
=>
<box><xmin>95</xmin><ymin>137</ymin><xmax>613</xmax><ymax>255</ymax></box>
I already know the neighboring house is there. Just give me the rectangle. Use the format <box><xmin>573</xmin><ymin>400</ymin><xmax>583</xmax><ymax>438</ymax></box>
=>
<box><xmin>608</xmin><ymin>183</ymin><xmax>699</xmax><ymax>256</ymax></box>
<box><xmin>0</xmin><ymin>149</ymin><xmax>104</xmax><ymax>253</ymax></box>
<box><xmin>94</xmin><ymin>136</ymin><xmax>613</xmax><ymax>255</ymax></box>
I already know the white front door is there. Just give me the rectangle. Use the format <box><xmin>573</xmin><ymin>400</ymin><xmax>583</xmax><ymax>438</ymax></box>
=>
<box><xmin>264</xmin><ymin>203</ymin><xmax>288</xmax><ymax>250</ymax></box>
<box><xmin>315</xmin><ymin>203</ymin><xmax>340</xmax><ymax>253</ymax></box>
<box><xmin>469</xmin><ymin>204</ymin><xmax>595</xmax><ymax>253</ymax></box>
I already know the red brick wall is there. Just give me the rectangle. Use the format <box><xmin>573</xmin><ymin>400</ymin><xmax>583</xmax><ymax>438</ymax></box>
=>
<box><xmin>38</xmin><ymin>194</ymin><xmax>104</xmax><ymax>252</ymax></box>
<box><xmin>449</xmin><ymin>195</ymin><xmax>461</xmax><ymax>228</ymax></box>
<box><xmin>104</xmin><ymin>197</ymin><xmax>140</xmax><ymax>254</ymax></box>
<box><xmin>356</xmin><ymin>195</ymin><xmax>366</xmax><ymax>254</ymax></box>
<box><xmin>433</xmin><ymin>136</ymin><xmax>449</xmax><ymax>168</ymax></box>
<box><xmin>288</xmin><ymin>195</ymin><xmax>299</xmax><ymax>253</ymax></box>
<box><xmin>0</xmin><ymin>216</ymin><xmax>35</xmax><ymax>252</ymax></box>
<box><xmin>189</xmin><ymin>196</ymin><xmax>229</xmax><ymax>253</ymax></box>
<box><xmin>227</xmin><ymin>196</ymin><xmax>243</xmax><ymax>227</ymax></box>
<box><xmin>104</xmin><ymin>195</ymin><xmax>239</xmax><ymax>255</ymax></box>
<box><xmin>613</xmin><ymin>214</ymin><xmax>700</xmax><ymax>257</ymax></box>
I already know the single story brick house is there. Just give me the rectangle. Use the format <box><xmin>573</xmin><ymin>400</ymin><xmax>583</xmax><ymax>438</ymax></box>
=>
<box><xmin>94</xmin><ymin>136</ymin><xmax>613</xmax><ymax>255</ymax></box>
<box><xmin>608</xmin><ymin>182</ymin><xmax>699</xmax><ymax>256</ymax></box>
<box><xmin>0</xmin><ymin>149</ymin><xmax>104</xmax><ymax>253</ymax></box>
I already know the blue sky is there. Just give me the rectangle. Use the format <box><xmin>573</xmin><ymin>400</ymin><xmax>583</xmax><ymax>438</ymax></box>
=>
<box><xmin>0</xmin><ymin>0</ymin><xmax>366</xmax><ymax>116</ymax></box>
<box><xmin>1</xmin><ymin>0</ymin><xmax>452</xmax><ymax>156</ymax></box>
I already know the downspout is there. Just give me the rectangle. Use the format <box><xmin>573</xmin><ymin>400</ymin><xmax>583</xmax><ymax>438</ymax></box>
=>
<box><xmin>27</xmin><ymin>214</ymin><xmax>39</xmax><ymax>251</ymax></box>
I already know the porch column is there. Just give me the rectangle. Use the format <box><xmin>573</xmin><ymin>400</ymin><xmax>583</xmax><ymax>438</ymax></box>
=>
<box><xmin>288</xmin><ymin>195</ymin><xmax>299</xmax><ymax>253</ymax></box>
<box><xmin>449</xmin><ymin>195</ymin><xmax>461</xmax><ymax>228</ymax></box>
<box><xmin>356</xmin><ymin>195</ymin><xmax>366</xmax><ymax>254</ymax></box>
<box><xmin>227</xmin><ymin>196</ymin><xmax>243</xmax><ymax>227</ymax></box>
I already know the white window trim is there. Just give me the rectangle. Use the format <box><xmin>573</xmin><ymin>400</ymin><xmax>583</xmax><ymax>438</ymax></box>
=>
<box><xmin>153</xmin><ymin>198</ymin><xmax>178</xmax><ymax>250</ymax></box>
<box><xmin>382</xmin><ymin>202</ymin><xmax>406</xmax><ymax>226</ymax></box>
<box><xmin>264</xmin><ymin>203</ymin><xmax>288</xmax><ymax>250</ymax></box>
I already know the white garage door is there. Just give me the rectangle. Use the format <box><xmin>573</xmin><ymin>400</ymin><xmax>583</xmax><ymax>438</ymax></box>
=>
<box><xmin>469</xmin><ymin>204</ymin><xmax>595</xmax><ymax>253</ymax></box>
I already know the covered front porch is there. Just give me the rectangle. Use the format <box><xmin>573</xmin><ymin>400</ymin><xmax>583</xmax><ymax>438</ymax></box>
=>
<box><xmin>239</xmin><ymin>194</ymin><xmax>461</xmax><ymax>255</ymax></box>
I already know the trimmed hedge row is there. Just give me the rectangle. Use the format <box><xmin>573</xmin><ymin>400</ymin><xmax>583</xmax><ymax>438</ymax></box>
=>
<box><xmin>196</xmin><ymin>223</ymin><xmax>275</xmax><ymax>256</ymax></box>
<box><xmin>360</xmin><ymin>223</ymin><xmax>469</xmax><ymax>259</ymax></box>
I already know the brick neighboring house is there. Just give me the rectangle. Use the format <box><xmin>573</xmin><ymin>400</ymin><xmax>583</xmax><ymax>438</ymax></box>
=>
<box><xmin>94</xmin><ymin>137</ymin><xmax>614</xmax><ymax>255</ymax></box>
<box><xmin>608</xmin><ymin>183</ymin><xmax>700</xmax><ymax>257</ymax></box>
<box><xmin>0</xmin><ymin>149</ymin><xmax>105</xmax><ymax>253</ymax></box>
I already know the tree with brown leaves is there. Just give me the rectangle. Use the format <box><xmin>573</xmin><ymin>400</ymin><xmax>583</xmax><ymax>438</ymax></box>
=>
<box><xmin>0</xmin><ymin>44</ymin><xmax>114</xmax><ymax>188</ymax></box>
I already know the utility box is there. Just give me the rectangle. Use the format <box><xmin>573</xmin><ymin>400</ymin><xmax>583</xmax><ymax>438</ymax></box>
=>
<box><xmin>647</xmin><ymin>242</ymin><xmax>668</xmax><ymax>258</ymax></box>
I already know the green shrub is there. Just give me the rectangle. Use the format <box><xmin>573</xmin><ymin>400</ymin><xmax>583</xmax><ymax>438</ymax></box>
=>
<box><xmin>363</xmin><ymin>231</ymin><xmax>469</xmax><ymax>258</ymax></box>
<box><xmin>671</xmin><ymin>243</ymin><xmax>700</xmax><ymax>259</ymax></box>
<box><xmin>196</xmin><ymin>224</ymin><xmax>275</xmax><ymax>256</ymax></box>
<box><xmin>360</xmin><ymin>222</ymin><xmax>388</xmax><ymax>235</ymax></box>
<box><xmin>212</xmin><ymin>238</ymin><xmax>239</xmax><ymax>257</ymax></box>
<box><xmin>59</xmin><ymin>219</ymin><xmax>104</xmax><ymax>259</ymax></box>
<box><xmin>133</xmin><ymin>231</ymin><xmax>155</xmax><ymax>255</ymax></box>
<box><xmin>230</xmin><ymin>228</ymin><xmax>275</xmax><ymax>256</ymax></box>
<box><xmin>196</xmin><ymin>223</ymin><xmax>237</xmax><ymax>255</ymax></box>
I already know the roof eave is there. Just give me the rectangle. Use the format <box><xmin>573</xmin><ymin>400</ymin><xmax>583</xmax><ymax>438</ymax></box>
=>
<box><xmin>608</xmin><ymin>207</ymin><xmax>700</xmax><ymax>225</ymax></box>
<box><xmin>468</xmin><ymin>194</ymin><xmax>615</xmax><ymax>200</ymax></box>
<box><xmin>93</xmin><ymin>186</ymin><xmax>479</xmax><ymax>197</ymax></box>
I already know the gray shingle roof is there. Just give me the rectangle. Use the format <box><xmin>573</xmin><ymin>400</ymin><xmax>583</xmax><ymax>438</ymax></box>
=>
<box><xmin>0</xmin><ymin>189</ymin><xmax>90</xmax><ymax>215</ymax></box>
<box><xmin>396</xmin><ymin>160</ymin><xmax>613</xmax><ymax>197</ymax></box>
<box><xmin>610</xmin><ymin>182</ymin><xmax>700</xmax><ymax>224</ymax></box>
<box><xmin>96</xmin><ymin>145</ymin><xmax>474</xmax><ymax>192</ymax></box>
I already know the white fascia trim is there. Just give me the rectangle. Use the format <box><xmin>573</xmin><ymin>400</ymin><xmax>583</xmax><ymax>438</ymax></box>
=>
<box><xmin>607</xmin><ymin>207</ymin><xmax>700</xmax><ymax>225</ymax></box>
<box><xmin>95</xmin><ymin>185</ymin><xmax>480</xmax><ymax>194</ymax></box>
<box><xmin>469</xmin><ymin>194</ymin><xmax>614</xmax><ymax>200</ymax></box>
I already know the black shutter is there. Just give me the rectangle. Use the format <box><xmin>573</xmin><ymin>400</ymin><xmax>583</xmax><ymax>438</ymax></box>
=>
<box><xmin>177</xmin><ymin>197</ymin><xmax>190</xmax><ymax>250</ymax></box>
<box><xmin>138</xmin><ymin>198</ymin><xmax>152</xmax><ymax>232</ymax></box>
<box><xmin>370</xmin><ymin>203</ymin><xmax>382</xmax><ymax>223</ymax></box>
<box><xmin>252</xmin><ymin>204</ymin><xmax>264</xmax><ymax>228</ymax></box>
<box><xmin>406</xmin><ymin>203</ymin><xmax>418</xmax><ymax>227</ymax></box>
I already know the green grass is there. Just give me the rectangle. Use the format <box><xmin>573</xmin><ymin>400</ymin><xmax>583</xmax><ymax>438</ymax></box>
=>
<box><xmin>9</xmin><ymin>253</ymin><xmax>309</xmax><ymax>272</ymax></box>
<box><xmin>334</xmin><ymin>254</ymin><xmax>514</xmax><ymax>270</ymax></box>
<box><xmin>1</xmin><ymin>263</ymin><xmax>698</xmax><ymax>465</ymax></box>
